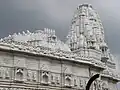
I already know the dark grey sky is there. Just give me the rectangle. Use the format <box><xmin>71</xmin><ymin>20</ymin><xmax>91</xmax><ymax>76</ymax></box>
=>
<box><xmin>0</xmin><ymin>0</ymin><xmax>120</xmax><ymax>56</ymax></box>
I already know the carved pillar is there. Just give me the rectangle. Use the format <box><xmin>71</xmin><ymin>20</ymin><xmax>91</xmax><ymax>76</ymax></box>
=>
<box><xmin>32</xmin><ymin>72</ymin><xmax>37</xmax><ymax>82</ymax></box>
<box><xmin>5</xmin><ymin>68</ymin><xmax>10</xmax><ymax>79</ymax></box>
<box><xmin>0</xmin><ymin>67</ymin><xmax>4</xmax><ymax>78</ymax></box>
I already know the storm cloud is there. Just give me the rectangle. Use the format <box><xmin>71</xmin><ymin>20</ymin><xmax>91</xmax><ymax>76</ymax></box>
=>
<box><xmin>0</xmin><ymin>0</ymin><xmax>120</xmax><ymax>67</ymax></box>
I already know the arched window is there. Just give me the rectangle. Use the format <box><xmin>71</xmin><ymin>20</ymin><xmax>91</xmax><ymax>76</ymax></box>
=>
<box><xmin>65</xmin><ymin>77</ymin><xmax>71</xmax><ymax>86</ymax></box>
<box><xmin>16</xmin><ymin>68</ymin><xmax>23</xmax><ymax>81</ymax></box>
<box><xmin>43</xmin><ymin>74</ymin><xmax>48</xmax><ymax>83</ymax></box>
<box><xmin>16</xmin><ymin>72</ymin><xmax>23</xmax><ymax>80</ymax></box>
<box><xmin>32</xmin><ymin>72</ymin><xmax>37</xmax><ymax>81</ymax></box>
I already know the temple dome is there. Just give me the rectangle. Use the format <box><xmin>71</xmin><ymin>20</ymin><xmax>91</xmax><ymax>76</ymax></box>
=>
<box><xmin>100</xmin><ymin>41</ymin><xmax>108</xmax><ymax>48</ymax></box>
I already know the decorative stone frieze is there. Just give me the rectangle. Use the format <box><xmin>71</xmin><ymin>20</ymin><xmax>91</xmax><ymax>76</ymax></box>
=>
<box><xmin>32</xmin><ymin>71</ymin><xmax>37</xmax><ymax>82</ymax></box>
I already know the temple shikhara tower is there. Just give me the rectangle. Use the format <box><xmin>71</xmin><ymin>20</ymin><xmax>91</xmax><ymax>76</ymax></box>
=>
<box><xmin>0</xmin><ymin>3</ymin><xmax>119</xmax><ymax>90</ymax></box>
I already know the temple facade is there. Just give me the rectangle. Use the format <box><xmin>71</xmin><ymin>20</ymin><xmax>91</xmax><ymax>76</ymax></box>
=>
<box><xmin>0</xmin><ymin>4</ymin><xmax>119</xmax><ymax>90</ymax></box>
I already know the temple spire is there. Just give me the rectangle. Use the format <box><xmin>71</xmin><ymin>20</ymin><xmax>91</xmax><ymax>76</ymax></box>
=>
<box><xmin>67</xmin><ymin>3</ymin><xmax>110</xmax><ymax>62</ymax></box>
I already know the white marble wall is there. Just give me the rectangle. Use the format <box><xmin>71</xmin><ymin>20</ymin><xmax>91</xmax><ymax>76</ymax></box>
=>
<box><xmin>0</xmin><ymin>51</ymin><xmax>118</xmax><ymax>90</ymax></box>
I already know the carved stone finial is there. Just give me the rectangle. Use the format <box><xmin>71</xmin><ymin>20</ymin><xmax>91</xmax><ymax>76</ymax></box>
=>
<box><xmin>53</xmin><ymin>30</ymin><xmax>55</xmax><ymax>35</ymax></box>
<box><xmin>26</xmin><ymin>30</ymin><xmax>30</xmax><ymax>34</ymax></box>
<box><xmin>46</xmin><ymin>28</ymin><xmax>49</xmax><ymax>34</ymax></box>
<box><xmin>18</xmin><ymin>32</ymin><xmax>21</xmax><ymax>35</ymax></box>
<box><xmin>8</xmin><ymin>35</ymin><xmax>11</xmax><ymax>38</ymax></box>
<box><xmin>22</xmin><ymin>31</ymin><xmax>26</xmax><ymax>35</ymax></box>
<box><xmin>13</xmin><ymin>33</ymin><xmax>17</xmax><ymax>36</ymax></box>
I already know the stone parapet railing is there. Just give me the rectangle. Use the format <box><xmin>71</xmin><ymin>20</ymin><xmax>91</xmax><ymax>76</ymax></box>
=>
<box><xmin>101</xmin><ymin>68</ymin><xmax>120</xmax><ymax>81</ymax></box>
<box><xmin>0</xmin><ymin>40</ymin><xmax>104</xmax><ymax>68</ymax></box>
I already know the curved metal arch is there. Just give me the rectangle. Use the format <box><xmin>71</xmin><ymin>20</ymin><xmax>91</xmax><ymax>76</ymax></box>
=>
<box><xmin>86</xmin><ymin>74</ymin><xmax>100</xmax><ymax>90</ymax></box>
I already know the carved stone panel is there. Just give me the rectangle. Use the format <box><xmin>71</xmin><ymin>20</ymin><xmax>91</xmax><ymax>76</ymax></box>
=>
<box><xmin>0</xmin><ymin>67</ymin><xmax>4</xmax><ymax>79</ymax></box>
<box><xmin>14</xmin><ymin>56</ymin><xmax>26</xmax><ymax>67</ymax></box>
<box><xmin>79</xmin><ymin>78</ymin><xmax>86</xmax><ymax>89</ymax></box>
<box><xmin>0</xmin><ymin>67</ymin><xmax>10</xmax><ymax>80</ymax></box>
<box><xmin>74</xmin><ymin>78</ymin><xmax>77</xmax><ymax>87</ymax></box>
<box><xmin>4</xmin><ymin>68</ymin><xmax>10</xmax><ymax>79</ymax></box>
<box><xmin>55</xmin><ymin>75</ymin><xmax>60</xmax><ymax>85</ymax></box>
<box><xmin>32</xmin><ymin>71</ymin><xmax>37</xmax><ymax>82</ymax></box>
<box><xmin>26</xmin><ymin>70</ymin><xmax>37</xmax><ymax>82</ymax></box>
<box><xmin>40</xmin><ymin>59</ymin><xmax>50</xmax><ymax>71</ymax></box>
<box><xmin>50</xmin><ymin>73</ymin><xmax>60</xmax><ymax>86</ymax></box>
<box><xmin>27</xmin><ymin>70</ymin><xmax>32</xmax><ymax>81</ymax></box>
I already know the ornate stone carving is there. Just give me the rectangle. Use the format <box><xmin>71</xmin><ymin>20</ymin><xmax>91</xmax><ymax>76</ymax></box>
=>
<box><xmin>5</xmin><ymin>68</ymin><xmax>10</xmax><ymax>79</ymax></box>
<box><xmin>101</xmin><ymin>81</ymin><xmax>109</xmax><ymax>90</ymax></box>
<box><xmin>50</xmin><ymin>74</ymin><xmax>56</xmax><ymax>84</ymax></box>
<box><xmin>79</xmin><ymin>79</ymin><xmax>83</xmax><ymax>88</ymax></box>
<box><xmin>27</xmin><ymin>70</ymin><xmax>31</xmax><ymax>81</ymax></box>
<box><xmin>55</xmin><ymin>75</ymin><xmax>60</xmax><ymax>85</ymax></box>
<box><xmin>41</xmin><ymin>71</ymin><xmax>50</xmax><ymax>84</ymax></box>
<box><xmin>51</xmin><ymin>74</ymin><xmax>54</xmax><ymax>84</ymax></box>
<box><xmin>74</xmin><ymin>78</ymin><xmax>77</xmax><ymax>86</ymax></box>
<box><xmin>26</xmin><ymin>70</ymin><xmax>37</xmax><ymax>82</ymax></box>
<box><xmin>0</xmin><ymin>67</ymin><xmax>4</xmax><ymax>78</ymax></box>
<box><xmin>15</xmin><ymin>68</ymin><xmax>24</xmax><ymax>82</ymax></box>
<box><xmin>97</xmin><ymin>80</ymin><xmax>102</xmax><ymax>90</ymax></box>
<box><xmin>32</xmin><ymin>72</ymin><xmax>37</xmax><ymax>82</ymax></box>
<box><xmin>64</xmin><ymin>74</ymin><xmax>72</xmax><ymax>87</ymax></box>
<box><xmin>0</xmin><ymin>88</ymin><xmax>9</xmax><ymax>90</ymax></box>
<box><xmin>79</xmin><ymin>78</ymin><xmax>86</xmax><ymax>89</ymax></box>
<box><xmin>93</xmin><ymin>81</ymin><xmax>97</xmax><ymax>90</ymax></box>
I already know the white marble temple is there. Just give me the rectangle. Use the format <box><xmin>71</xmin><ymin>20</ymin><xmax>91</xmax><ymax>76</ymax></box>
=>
<box><xmin>0</xmin><ymin>3</ymin><xmax>119</xmax><ymax>90</ymax></box>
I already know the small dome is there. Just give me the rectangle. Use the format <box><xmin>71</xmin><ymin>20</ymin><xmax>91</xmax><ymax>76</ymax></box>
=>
<box><xmin>100</xmin><ymin>42</ymin><xmax>108</xmax><ymax>48</ymax></box>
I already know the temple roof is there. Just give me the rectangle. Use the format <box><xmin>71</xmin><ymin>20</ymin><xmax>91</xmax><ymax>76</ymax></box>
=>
<box><xmin>1</xmin><ymin>28</ymin><xmax>71</xmax><ymax>52</ymax></box>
